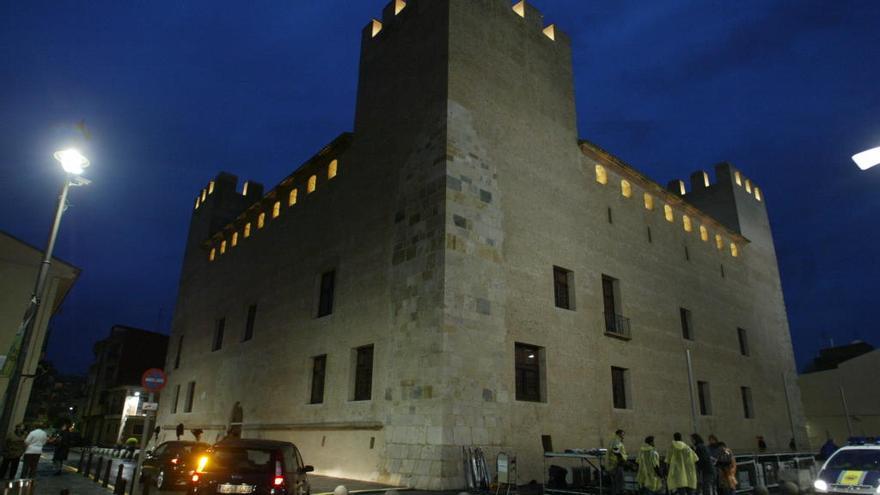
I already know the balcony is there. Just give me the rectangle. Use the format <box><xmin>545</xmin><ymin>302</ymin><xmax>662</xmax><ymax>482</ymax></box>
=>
<box><xmin>604</xmin><ymin>312</ymin><xmax>631</xmax><ymax>340</ymax></box>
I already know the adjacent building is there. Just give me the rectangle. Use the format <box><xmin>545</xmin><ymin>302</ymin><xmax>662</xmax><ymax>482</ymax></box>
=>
<box><xmin>82</xmin><ymin>325</ymin><xmax>168</xmax><ymax>446</ymax></box>
<box><xmin>0</xmin><ymin>230</ymin><xmax>80</xmax><ymax>432</ymax></box>
<box><xmin>799</xmin><ymin>342</ymin><xmax>879</xmax><ymax>448</ymax></box>
<box><xmin>157</xmin><ymin>0</ymin><xmax>807</xmax><ymax>488</ymax></box>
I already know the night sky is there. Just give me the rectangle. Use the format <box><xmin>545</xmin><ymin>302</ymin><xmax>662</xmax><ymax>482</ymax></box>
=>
<box><xmin>1</xmin><ymin>1</ymin><xmax>878</xmax><ymax>375</ymax></box>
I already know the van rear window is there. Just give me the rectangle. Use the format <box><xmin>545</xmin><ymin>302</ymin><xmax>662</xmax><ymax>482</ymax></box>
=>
<box><xmin>208</xmin><ymin>448</ymin><xmax>274</xmax><ymax>474</ymax></box>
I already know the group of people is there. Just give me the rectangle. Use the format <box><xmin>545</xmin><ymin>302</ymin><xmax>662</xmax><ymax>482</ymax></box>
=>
<box><xmin>0</xmin><ymin>423</ymin><xmax>73</xmax><ymax>479</ymax></box>
<box><xmin>608</xmin><ymin>429</ymin><xmax>737</xmax><ymax>495</ymax></box>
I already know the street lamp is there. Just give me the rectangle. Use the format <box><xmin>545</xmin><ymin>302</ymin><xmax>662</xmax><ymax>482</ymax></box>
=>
<box><xmin>853</xmin><ymin>146</ymin><xmax>880</xmax><ymax>170</ymax></box>
<box><xmin>0</xmin><ymin>149</ymin><xmax>91</xmax><ymax>449</ymax></box>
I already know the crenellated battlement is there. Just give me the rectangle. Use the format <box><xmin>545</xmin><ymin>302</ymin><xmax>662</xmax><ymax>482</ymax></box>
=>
<box><xmin>196</xmin><ymin>133</ymin><xmax>353</xmax><ymax>262</ymax></box>
<box><xmin>361</xmin><ymin>0</ymin><xmax>569</xmax><ymax>46</ymax></box>
<box><xmin>665</xmin><ymin>163</ymin><xmax>764</xmax><ymax>203</ymax></box>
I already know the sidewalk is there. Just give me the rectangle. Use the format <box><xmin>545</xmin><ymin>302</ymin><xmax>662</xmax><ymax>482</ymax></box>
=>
<box><xmin>34</xmin><ymin>455</ymin><xmax>112</xmax><ymax>495</ymax></box>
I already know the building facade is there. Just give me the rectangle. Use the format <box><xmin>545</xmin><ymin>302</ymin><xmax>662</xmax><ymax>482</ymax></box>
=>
<box><xmin>799</xmin><ymin>344</ymin><xmax>879</xmax><ymax>448</ymax></box>
<box><xmin>157</xmin><ymin>0</ymin><xmax>807</xmax><ymax>489</ymax></box>
<box><xmin>0</xmin><ymin>230</ymin><xmax>80</xmax><ymax>433</ymax></box>
<box><xmin>82</xmin><ymin>325</ymin><xmax>168</xmax><ymax>446</ymax></box>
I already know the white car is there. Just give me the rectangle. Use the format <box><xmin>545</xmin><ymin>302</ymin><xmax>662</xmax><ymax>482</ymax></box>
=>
<box><xmin>814</xmin><ymin>443</ymin><xmax>880</xmax><ymax>495</ymax></box>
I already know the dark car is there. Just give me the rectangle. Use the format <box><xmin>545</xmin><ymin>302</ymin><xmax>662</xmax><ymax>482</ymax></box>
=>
<box><xmin>142</xmin><ymin>441</ymin><xmax>210</xmax><ymax>490</ymax></box>
<box><xmin>189</xmin><ymin>439</ymin><xmax>313</xmax><ymax>495</ymax></box>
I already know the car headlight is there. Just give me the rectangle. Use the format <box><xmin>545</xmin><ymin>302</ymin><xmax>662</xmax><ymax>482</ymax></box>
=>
<box><xmin>875</xmin><ymin>484</ymin><xmax>880</xmax><ymax>494</ymax></box>
<box><xmin>814</xmin><ymin>479</ymin><xmax>828</xmax><ymax>493</ymax></box>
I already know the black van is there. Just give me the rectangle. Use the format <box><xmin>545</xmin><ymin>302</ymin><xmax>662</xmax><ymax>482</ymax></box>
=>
<box><xmin>189</xmin><ymin>439</ymin><xmax>313</xmax><ymax>495</ymax></box>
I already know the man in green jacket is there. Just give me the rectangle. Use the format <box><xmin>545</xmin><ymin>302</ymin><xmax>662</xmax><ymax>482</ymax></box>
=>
<box><xmin>666</xmin><ymin>432</ymin><xmax>699</xmax><ymax>495</ymax></box>
<box><xmin>608</xmin><ymin>430</ymin><xmax>627</xmax><ymax>495</ymax></box>
<box><xmin>636</xmin><ymin>436</ymin><xmax>663</xmax><ymax>495</ymax></box>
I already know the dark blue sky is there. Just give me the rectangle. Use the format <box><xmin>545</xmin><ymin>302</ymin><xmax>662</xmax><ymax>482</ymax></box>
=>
<box><xmin>1</xmin><ymin>0</ymin><xmax>878</xmax><ymax>374</ymax></box>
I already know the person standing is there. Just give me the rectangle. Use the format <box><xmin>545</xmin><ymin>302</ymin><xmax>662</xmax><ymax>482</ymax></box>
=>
<box><xmin>21</xmin><ymin>425</ymin><xmax>48</xmax><ymax>478</ymax></box>
<box><xmin>666</xmin><ymin>432</ymin><xmax>698</xmax><ymax>495</ymax></box>
<box><xmin>51</xmin><ymin>423</ymin><xmax>72</xmax><ymax>475</ymax></box>
<box><xmin>691</xmin><ymin>434</ymin><xmax>715</xmax><ymax>495</ymax></box>
<box><xmin>0</xmin><ymin>426</ymin><xmax>26</xmax><ymax>479</ymax></box>
<box><xmin>714</xmin><ymin>442</ymin><xmax>737</xmax><ymax>495</ymax></box>
<box><xmin>608</xmin><ymin>429</ymin><xmax>628</xmax><ymax>495</ymax></box>
<box><xmin>636</xmin><ymin>436</ymin><xmax>663</xmax><ymax>495</ymax></box>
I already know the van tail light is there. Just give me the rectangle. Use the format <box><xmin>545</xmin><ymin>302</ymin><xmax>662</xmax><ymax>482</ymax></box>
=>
<box><xmin>274</xmin><ymin>476</ymin><xmax>285</xmax><ymax>487</ymax></box>
<box><xmin>274</xmin><ymin>459</ymin><xmax>285</xmax><ymax>486</ymax></box>
<box><xmin>171</xmin><ymin>457</ymin><xmax>179</xmax><ymax>465</ymax></box>
<box><xmin>191</xmin><ymin>474</ymin><xmax>200</xmax><ymax>483</ymax></box>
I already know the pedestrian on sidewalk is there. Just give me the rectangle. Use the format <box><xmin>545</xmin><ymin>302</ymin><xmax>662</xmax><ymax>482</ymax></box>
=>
<box><xmin>714</xmin><ymin>442</ymin><xmax>737</xmax><ymax>495</ymax></box>
<box><xmin>636</xmin><ymin>436</ymin><xmax>663</xmax><ymax>495</ymax></box>
<box><xmin>608</xmin><ymin>429</ymin><xmax>627</xmax><ymax>495</ymax></box>
<box><xmin>51</xmin><ymin>423</ymin><xmax>72</xmax><ymax>475</ymax></box>
<box><xmin>0</xmin><ymin>425</ymin><xmax>26</xmax><ymax>479</ymax></box>
<box><xmin>666</xmin><ymin>432</ymin><xmax>698</xmax><ymax>495</ymax></box>
<box><xmin>691</xmin><ymin>434</ymin><xmax>715</xmax><ymax>495</ymax></box>
<box><xmin>21</xmin><ymin>424</ymin><xmax>48</xmax><ymax>478</ymax></box>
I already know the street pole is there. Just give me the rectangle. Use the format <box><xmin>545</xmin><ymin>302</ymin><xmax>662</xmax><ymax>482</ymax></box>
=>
<box><xmin>685</xmin><ymin>349</ymin><xmax>699</xmax><ymax>433</ymax></box>
<box><xmin>133</xmin><ymin>392</ymin><xmax>154</xmax><ymax>495</ymax></box>
<box><xmin>0</xmin><ymin>178</ymin><xmax>72</xmax><ymax>446</ymax></box>
<box><xmin>781</xmin><ymin>372</ymin><xmax>797</xmax><ymax>450</ymax></box>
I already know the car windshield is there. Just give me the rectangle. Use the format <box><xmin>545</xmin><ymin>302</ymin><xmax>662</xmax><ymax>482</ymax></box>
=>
<box><xmin>207</xmin><ymin>448</ymin><xmax>274</xmax><ymax>474</ymax></box>
<box><xmin>827</xmin><ymin>450</ymin><xmax>880</xmax><ymax>472</ymax></box>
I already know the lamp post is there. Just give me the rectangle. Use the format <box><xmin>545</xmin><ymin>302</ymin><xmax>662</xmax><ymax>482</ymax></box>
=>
<box><xmin>853</xmin><ymin>146</ymin><xmax>880</xmax><ymax>170</ymax></box>
<box><xmin>0</xmin><ymin>149</ymin><xmax>90</xmax><ymax>449</ymax></box>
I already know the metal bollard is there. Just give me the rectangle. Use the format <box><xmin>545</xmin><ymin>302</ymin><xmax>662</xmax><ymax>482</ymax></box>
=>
<box><xmin>84</xmin><ymin>452</ymin><xmax>93</xmax><ymax>478</ymax></box>
<box><xmin>114</xmin><ymin>464</ymin><xmax>126</xmax><ymax>495</ymax></box>
<box><xmin>77</xmin><ymin>448</ymin><xmax>85</xmax><ymax>472</ymax></box>
<box><xmin>103</xmin><ymin>458</ymin><xmax>112</xmax><ymax>487</ymax></box>
<box><xmin>129</xmin><ymin>465</ymin><xmax>140</xmax><ymax>495</ymax></box>
<box><xmin>95</xmin><ymin>457</ymin><xmax>104</xmax><ymax>481</ymax></box>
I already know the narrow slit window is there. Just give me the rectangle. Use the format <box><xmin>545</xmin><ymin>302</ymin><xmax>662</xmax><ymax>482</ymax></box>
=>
<box><xmin>231</xmin><ymin>232</ymin><xmax>239</xmax><ymax>247</ymax></box>
<box><xmin>611</xmin><ymin>367</ymin><xmax>630</xmax><ymax>409</ymax></box>
<box><xmin>512</xmin><ymin>0</ymin><xmax>525</xmax><ymax>17</ymax></box>
<box><xmin>308</xmin><ymin>175</ymin><xmax>317</xmax><ymax>194</ymax></box>
<box><xmin>244</xmin><ymin>223</ymin><xmax>252</xmax><ymax>238</ymax></box>
<box><xmin>394</xmin><ymin>0</ymin><xmax>406</xmax><ymax>15</ymax></box>
<box><xmin>201</xmin><ymin>189</ymin><xmax>207</xmax><ymax>202</ymax></box>
<box><xmin>371</xmin><ymin>19</ymin><xmax>383</xmax><ymax>38</ymax></box>
<box><xmin>242</xmin><ymin>181</ymin><xmax>250</xmax><ymax>196</ymax></box>
<box><xmin>310</xmin><ymin>355</ymin><xmax>327</xmax><ymax>404</ymax></box>
<box><xmin>220</xmin><ymin>240</ymin><xmax>227</xmax><ymax>254</ymax></box>
<box><xmin>543</xmin><ymin>24</ymin><xmax>556</xmax><ymax>41</ymax></box>
<box><xmin>328</xmin><ymin>159</ymin><xmax>338</xmax><ymax>179</ymax></box>
<box><xmin>745</xmin><ymin>179</ymin><xmax>753</xmax><ymax>193</ymax></box>
<box><xmin>353</xmin><ymin>345</ymin><xmax>374</xmax><ymax>401</ymax></box>
<box><xmin>715</xmin><ymin>234</ymin><xmax>724</xmax><ymax>251</ymax></box>
<box><xmin>664</xmin><ymin>204</ymin><xmax>674</xmax><ymax>222</ymax></box>
<box><xmin>595</xmin><ymin>165</ymin><xmax>608</xmax><ymax>185</ymax></box>
<box><xmin>755</xmin><ymin>187</ymin><xmax>763</xmax><ymax>201</ymax></box>
<box><xmin>209</xmin><ymin>248</ymin><xmax>216</xmax><ymax>261</ymax></box>
<box><xmin>289</xmin><ymin>188</ymin><xmax>298</xmax><ymax>206</ymax></box>
<box><xmin>258</xmin><ymin>212</ymin><xmax>266</xmax><ymax>229</ymax></box>
<box><xmin>698</xmin><ymin>381</ymin><xmax>712</xmax><ymax>416</ymax></box>
<box><xmin>195</xmin><ymin>197</ymin><xmax>200</xmax><ymax>210</ymax></box>
<box><xmin>735</xmin><ymin>171</ymin><xmax>742</xmax><ymax>186</ymax></box>
<box><xmin>272</xmin><ymin>201</ymin><xmax>281</xmax><ymax>218</ymax></box>
<box><xmin>683</xmin><ymin>215</ymin><xmax>693</xmax><ymax>232</ymax></box>
<box><xmin>700</xmin><ymin>225</ymin><xmax>709</xmax><ymax>242</ymax></box>
<box><xmin>208</xmin><ymin>181</ymin><xmax>215</xmax><ymax>194</ymax></box>
<box><xmin>621</xmin><ymin>180</ymin><xmax>632</xmax><ymax>198</ymax></box>
<box><xmin>701</xmin><ymin>172</ymin><xmax>710</xmax><ymax>188</ymax></box>
<box><xmin>730</xmin><ymin>243</ymin><xmax>739</xmax><ymax>257</ymax></box>
<box><xmin>644</xmin><ymin>193</ymin><xmax>654</xmax><ymax>210</ymax></box>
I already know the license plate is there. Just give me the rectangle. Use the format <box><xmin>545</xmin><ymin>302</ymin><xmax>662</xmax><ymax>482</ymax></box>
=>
<box><xmin>217</xmin><ymin>484</ymin><xmax>254</xmax><ymax>494</ymax></box>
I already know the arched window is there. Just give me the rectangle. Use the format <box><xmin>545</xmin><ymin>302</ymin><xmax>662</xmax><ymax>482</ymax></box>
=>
<box><xmin>700</xmin><ymin>225</ymin><xmax>709</xmax><ymax>242</ymax></box>
<box><xmin>664</xmin><ymin>204</ymin><xmax>674</xmax><ymax>222</ymax></box>
<box><xmin>232</xmin><ymin>232</ymin><xmax>239</xmax><ymax>247</ymax></box>
<box><xmin>621</xmin><ymin>180</ymin><xmax>632</xmax><ymax>198</ymax></box>
<box><xmin>208</xmin><ymin>181</ymin><xmax>215</xmax><ymax>194</ymax></box>
<box><xmin>730</xmin><ymin>243</ymin><xmax>739</xmax><ymax>257</ymax></box>
<box><xmin>209</xmin><ymin>248</ymin><xmax>216</xmax><ymax>261</ymax></box>
<box><xmin>734</xmin><ymin>171</ymin><xmax>742</xmax><ymax>186</ymax></box>
<box><xmin>328</xmin><ymin>159</ymin><xmax>338</xmax><ymax>180</ymax></box>
<box><xmin>644</xmin><ymin>193</ymin><xmax>654</xmax><ymax>210</ymax></box>
<box><xmin>201</xmin><ymin>189</ymin><xmax>207</xmax><ymax>202</ymax></box>
<box><xmin>272</xmin><ymin>201</ymin><xmax>281</xmax><ymax>218</ymax></box>
<box><xmin>258</xmin><ymin>212</ymin><xmax>266</xmax><ymax>229</ymax></box>
<box><xmin>682</xmin><ymin>215</ymin><xmax>692</xmax><ymax>232</ymax></box>
<box><xmin>595</xmin><ymin>165</ymin><xmax>608</xmax><ymax>185</ymax></box>
<box><xmin>745</xmin><ymin>179</ymin><xmax>752</xmax><ymax>193</ymax></box>
<box><xmin>715</xmin><ymin>234</ymin><xmax>724</xmax><ymax>251</ymax></box>
<box><xmin>220</xmin><ymin>240</ymin><xmax>227</xmax><ymax>254</ymax></box>
<box><xmin>244</xmin><ymin>223</ymin><xmax>252</xmax><ymax>238</ymax></box>
<box><xmin>754</xmin><ymin>187</ymin><xmax>762</xmax><ymax>202</ymax></box>
<box><xmin>308</xmin><ymin>175</ymin><xmax>317</xmax><ymax>194</ymax></box>
<box><xmin>289</xmin><ymin>188</ymin><xmax>298</xmax><ymax>206</ymax></box>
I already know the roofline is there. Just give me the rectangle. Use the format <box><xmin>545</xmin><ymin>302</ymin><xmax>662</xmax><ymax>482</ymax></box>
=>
<box><xmin>578</xmin><ymin>139</ymin><xmax>749</xmax><ymax>244</ymax></box>
<box><xmin>0</xmin><ymin>229</ymin><xmax>82</xmax><ymax>273</ymax></box>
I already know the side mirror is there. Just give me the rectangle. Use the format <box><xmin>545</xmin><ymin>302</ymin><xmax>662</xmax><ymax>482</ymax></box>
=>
<box><xmin>299</xmin><ymin>465</ymin><xmax>314</xmax><ymax>474</ymax></box>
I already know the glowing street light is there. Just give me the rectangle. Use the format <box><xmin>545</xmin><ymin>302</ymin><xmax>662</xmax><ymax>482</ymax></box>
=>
<box><xmin>853</xmin><ymin>146</ymin><xmax>880</xmax><ymax>171</ymax></box>
<box><xmin>0</xmin><ymin>148</ymin><xmax>91</xmax><ymax>447</ymax></box>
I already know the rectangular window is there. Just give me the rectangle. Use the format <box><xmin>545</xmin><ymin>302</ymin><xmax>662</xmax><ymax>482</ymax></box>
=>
<box><xmin>310</xmin><ymin>355</ymin><xmax>327</xmax><ymax>404</ymax></box>
<box><xmin>243</xmin><ymin>304</ymin><xmax>258</xmax><ymax>342</ymax></box>
<box><xmin>741</xmin><ymin>386</ymin><xmax>754</xmax><ymax>418</ymax></box>
<box><xmin>553</xmin><ymin>266</ymin><xmax>574</xmax><ymax>310</ymax></box>
<box><xmin>680</xmin><ymin>307</ymin><xmax>693</xmax><ymax>340</ymax></box>
<box><xmin>184</xmin><ymin>382</ymin><xmax>196</xmax><ymax>413</ymax></box>
<box><xmin>602</xmin><ymin>275</ymin><xmax>629</xmax><ymax>337</ymax></box>
<box><xmin>171</xmin><ymin>384</ymin><xmax>181</xmax><ymax>414</ymax></box>
<box><xmin>515</xmin><ymin>343</ymin><xmax>544</xmax><ymax>402</ymax></box>
<box><xmin>738</xmin><ymin>328</ymin><xmax>750</xmax><ymax>356</ymax></box>
<box><xmin>353</xmin><ymin>345</ymin><xmax>374</xmax><ymax>401</ymax></box>
<box><xmin>212</xmin><ymin>318</ymin><xmax>225</xmax><ymax>351</ymax></box>
<box><xmin>611</xmin><ymin>367</ymin><xmax>630</xmax><ymax>409</ymax></box>
<box><xmin>318</xmin><ymin>270</ymin><xmax>336</xmax><ymax>318</ymax></box>
<box><xmin>174</xmin><ymin>335</ymin><xmax>183</xmax><ymax>369</ymax></box>
<box><xmin>698</xmin><ymin>381</ymin><xmax>712</xmax><ymax>416</ymax></box>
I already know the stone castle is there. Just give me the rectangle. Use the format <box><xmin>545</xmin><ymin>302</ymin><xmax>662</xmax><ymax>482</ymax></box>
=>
<box><xmin>157</xmin><ymin>0</ymin><xmax>806</xmax><ymax>489</ymax></box>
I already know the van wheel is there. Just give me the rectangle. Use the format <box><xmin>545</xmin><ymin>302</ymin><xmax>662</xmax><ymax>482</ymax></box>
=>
<box><xmin>156</xmin><ymin>470</ymin><xmax>166</xmax><ymax>490</ymax></box>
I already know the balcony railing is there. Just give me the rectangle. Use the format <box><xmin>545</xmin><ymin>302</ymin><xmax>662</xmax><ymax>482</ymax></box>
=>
<box><xmin>604</xmin><ymin>312</ymin><xmax>631</xmax><ymax>340</ymax></box>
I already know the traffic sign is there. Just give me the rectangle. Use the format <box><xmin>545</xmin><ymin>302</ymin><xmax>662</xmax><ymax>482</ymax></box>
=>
<box><xmin>142</xmin><ymin>402</ymin><xmax>159</xmax><ymax>411</ymax></box>
<box><xmin>141</xmin><ymin>368</ymin><xmax>167</xmax><ymax>393</ymax></box>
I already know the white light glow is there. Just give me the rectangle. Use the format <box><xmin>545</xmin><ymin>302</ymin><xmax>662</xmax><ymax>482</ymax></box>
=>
<box><xmin>813</xmin><ymin>480</ymin><xmax>828</xmax><ymax>493</ymax></box>
<box><xmin>53</xmin><ymin>148</ymin><xmax>90</xmax><ymax>175</ymax></box>
<box><xmin>853</xmin><ymin>146</ymin><xmax>880</xmax><ymax>170</ymax></box>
